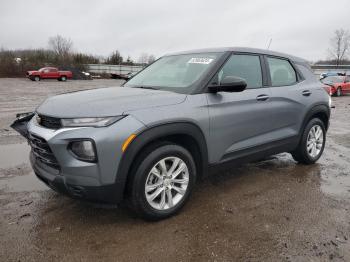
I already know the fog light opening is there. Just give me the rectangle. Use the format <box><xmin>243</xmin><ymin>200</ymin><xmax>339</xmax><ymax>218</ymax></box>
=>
<box><xmin>68</xmin><ymin>140</ymin><xmax>97</xmax><ymax>162</ymax></box>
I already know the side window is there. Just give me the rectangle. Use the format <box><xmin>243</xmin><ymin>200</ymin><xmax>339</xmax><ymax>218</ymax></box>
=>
<box><xmin>216</xmin><ymin>54</ymin><xmax>263</xmax><ymax>89</ymax></box>
<box><xmin>267</xmin><ymin>57</ymin><xmax>297</xmax><ymax>86</ymax></box>
<box><xmin>49</xmin><ymin>69</ymin><xmax>57</xmax><ymax>72</ymax></box>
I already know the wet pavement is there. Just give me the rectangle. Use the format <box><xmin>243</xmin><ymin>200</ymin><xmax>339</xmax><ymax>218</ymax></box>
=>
<box><xmin>0</xmin><ymin>78</ymin><xmax>350</xmax><ymax>262</ymax></box>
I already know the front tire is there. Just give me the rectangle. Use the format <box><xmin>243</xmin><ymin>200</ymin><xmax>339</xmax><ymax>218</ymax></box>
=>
<box><xmin>336</xmin><ymin>87</ymin><xmax>342</xmax><ymax>97</ymax></box>
<box><xmin>34</xmin><ymin>76</ymin><xmax>40</xmax><ymax>81</ymax></box>
<box><xmin>291</xmin><ymin>118</ymin><xmax>326</xmax><ymax>164</ymax></box>
<box><xmin>129</xmin><ymin>143</ymin><xmax>196</xmax><ymax>220</ymax></box>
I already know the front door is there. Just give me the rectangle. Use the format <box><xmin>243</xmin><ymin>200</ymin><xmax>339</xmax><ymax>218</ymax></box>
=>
<box><xmin>207</xmin><ymin>54</ymin><xmax>274</xmax><ymax>163</ymax></box>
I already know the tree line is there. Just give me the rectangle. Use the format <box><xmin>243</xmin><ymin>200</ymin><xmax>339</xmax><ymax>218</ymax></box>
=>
<box><xmin>0</xmin><ymin>35</ymin><xmax>156</xmax><ymax>77</ymax></box>
<box><xmin>1</xmin><ymin>30</ymin><xmax>349</xmax><ymax>78</ymax></box>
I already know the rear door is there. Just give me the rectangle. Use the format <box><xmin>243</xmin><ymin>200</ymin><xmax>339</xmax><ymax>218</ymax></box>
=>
<box><xmin>265</xmin><ymin>56</ymin><xmax>307</xmax><ymax>142</ymax></box>
<box><xmin>207</xmin><ymin>53</ymin><xmax>274</xmax><ymax>163</ymax></box>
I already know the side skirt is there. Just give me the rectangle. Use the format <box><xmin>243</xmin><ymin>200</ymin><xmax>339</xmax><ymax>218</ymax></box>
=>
<box><xmin>209</xmin><ymin>136</ymin><xmax>299</xmax><ymax>171</ymax></box>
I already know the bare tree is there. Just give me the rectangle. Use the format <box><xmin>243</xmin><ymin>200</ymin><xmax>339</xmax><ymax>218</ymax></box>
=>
<box><xmin>48</xmin><ymin>35</ymin><xmax>73</xmax><ymax>61</ymax></box>
<box><xmin>106</xmin><ymin>50</ymin><xmax>123</xmax><ymax>64</ymax></box>
<box><xmin>123</xmin><ymin>56</ymin><xmax>134</xmax><ymax>65</ymax></box>
<box><xmin>328</xmin><ymin>29</ymin><xmax>350</xmax><ymax>66</ymax></box>
<box><xmin>147</xmin><ymin>54</ymin><xmax>156</xmax><ymax>64</ymax></box>
<box><xmin>138</xmin><ymin>53</ymin><xmax>149</xmax><ymax>65</ymax></box>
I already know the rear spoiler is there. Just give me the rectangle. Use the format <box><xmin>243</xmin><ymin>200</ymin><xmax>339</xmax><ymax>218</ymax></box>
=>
<box><xmin>10</xmin><ymin>112</ymin><xmax>34</xmax><ymax>139</ymax></box>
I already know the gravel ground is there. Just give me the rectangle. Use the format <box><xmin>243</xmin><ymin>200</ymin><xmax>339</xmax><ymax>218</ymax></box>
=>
<box><xmin>0</xmin><ymin>78</ymin><xmax>349</xmax><ymax>262</ymax></box>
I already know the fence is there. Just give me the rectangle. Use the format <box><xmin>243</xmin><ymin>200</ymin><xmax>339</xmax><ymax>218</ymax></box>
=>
<box><xmin>311</xmin><ymin>64</ymin><xmax>350</xmax><ymax>77</ymax></box>
<box><xmin>86</xmin><ymin>63</ymin><xmax>350</xmax><ymax>78</ymax></box>
<box><xmin>86</xmin><ymin>64</ymin><xmax>144</xmax><ymax>75</ymax></box>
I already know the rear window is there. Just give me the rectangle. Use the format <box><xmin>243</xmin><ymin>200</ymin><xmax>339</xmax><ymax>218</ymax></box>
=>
<box><xmin>267</xmin><ymin>57</ymin><xmax>297</xmax><ymax>86</ymax></box>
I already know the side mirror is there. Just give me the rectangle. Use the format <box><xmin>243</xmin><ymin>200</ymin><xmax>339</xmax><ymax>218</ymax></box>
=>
<box><xmin>208</xmin><ymin>76</ymin><xmax>247</xmax><ymax>93</ymax></box>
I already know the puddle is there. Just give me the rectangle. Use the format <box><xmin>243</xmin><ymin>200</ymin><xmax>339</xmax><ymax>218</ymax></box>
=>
<box><xmin>0</xmin><ymin>172</ymin><xmax>49</xmax><ymax>192</ymax></box>
<box><xmin>321</xmin><ymin>172</ymin><xmax>350</xmax><ymax>198</ymax></box>
<box><xmin>0</xmin><ymin>143</ymin><xmax>31</xmax><ymax>169</ymax></box>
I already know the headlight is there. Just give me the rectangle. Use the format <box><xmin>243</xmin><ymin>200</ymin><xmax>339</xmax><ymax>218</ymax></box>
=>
<box><xmin>69</xmin><ymin>140</ymin><xmax>96</xmax><ymax>162</ymax></box>
<box><xmin>61</xmin><ymin>116</ymin><xmax>125</xmax><ymax>127</ymax></box>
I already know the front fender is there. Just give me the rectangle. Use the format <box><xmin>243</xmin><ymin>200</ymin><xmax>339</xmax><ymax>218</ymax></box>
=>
<box><xmin>114</xmin><ymin>122</ymin><xmax>209</xmax><ymax>201</ymax></box>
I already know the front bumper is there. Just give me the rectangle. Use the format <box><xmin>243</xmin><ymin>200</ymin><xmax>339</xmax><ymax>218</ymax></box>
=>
<box><xmin>27</xmin><ymin>115</ymin><xmax>145</xmax><ymax>203</ymax></box>
<box><xmin>30</xmin><ymin>152</ymin><xmax>118</xmax><ymax>202</ymax></box>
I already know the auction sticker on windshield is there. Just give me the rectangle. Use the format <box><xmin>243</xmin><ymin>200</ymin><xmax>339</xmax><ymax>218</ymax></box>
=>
<box><xmin>188</xmin><ymin>58</ymin><xmax>214</xmax><ymax>64</ymax></box>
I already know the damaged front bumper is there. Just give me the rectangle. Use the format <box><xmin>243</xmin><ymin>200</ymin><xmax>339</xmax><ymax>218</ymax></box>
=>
<box><xmin>11</xmin><ymin>112</ymin><xmax>144</xmax><ymax>204</ymax></box>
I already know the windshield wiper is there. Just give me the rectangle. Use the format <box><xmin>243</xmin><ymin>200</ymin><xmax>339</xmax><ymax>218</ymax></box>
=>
<box><xmin>133</xmin><ymin>86</ymin><xmax>158</xmax><ymax>90</ymax></box>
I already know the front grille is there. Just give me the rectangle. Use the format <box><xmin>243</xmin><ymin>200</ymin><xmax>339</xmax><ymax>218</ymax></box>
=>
<box><xmin>39</xmin><ymin>115</ymin><xmax>61</xmax><ymax>129</ymax></box>
<box><xmin>28</xmin><ymin>133</ymin><xmax>60</xmax><ymax>170</ymax></box>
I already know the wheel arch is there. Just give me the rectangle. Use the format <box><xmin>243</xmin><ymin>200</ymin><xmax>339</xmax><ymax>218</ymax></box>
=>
<box><xmin>301</xmin><ymin>104</ymin><xmax>330</xmax><ymax>133</ymax></box>
<box><xmin>115</xmin><ymin>121</ymin><xmax>209</xmax><ymax>200</ymax></box>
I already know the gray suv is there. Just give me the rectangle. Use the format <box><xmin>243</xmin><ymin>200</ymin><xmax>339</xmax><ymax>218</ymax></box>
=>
<box><xmin>25</xmin><ymin>47</ymin><xmax>331</xmax><ymax>220</ymax></box>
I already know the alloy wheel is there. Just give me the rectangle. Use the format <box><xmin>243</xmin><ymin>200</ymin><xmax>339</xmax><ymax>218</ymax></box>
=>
<box><xmin>306</xmin><ymin>125</ymin><xmax>324</xmax><ymax>158</ymax></box>
<box><xmin>337</xmin><ymin>88</ymin><xmax>341</xmax><ymax>96</ymax></box>
<box><xmin>145</xmin><ymin>156</ymin><xmax>189</xmax><ymax>210</ymax></box>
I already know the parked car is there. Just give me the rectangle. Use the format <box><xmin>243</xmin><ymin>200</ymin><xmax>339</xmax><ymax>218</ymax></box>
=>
<box><xmin>111</xmin><ymin>72</ymin><xmax>136</xmax><ymax>80</ymax></box>
<box><xmin>321</xmin><ymin>75</ymin><xmax>350</xmax><ymax>96</ymax></box>
<box><xmin>15</xmin><ymin>47</ymin><xmax>331</xmax><ymax>220</ymax></box>
<box><xmin>319</xmin><ymin>72</ymin><xmax>340</xmax><ymax>79</ymax></box>
<box><xmin>26</xmin><ymin>67</ymin><xmax>73</xmax><ymax>81</ymax></box>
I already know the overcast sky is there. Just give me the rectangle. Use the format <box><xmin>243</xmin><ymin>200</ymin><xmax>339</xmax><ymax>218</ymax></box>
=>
<box><xmin>1</xmin><ymin>0</ymin><xmax>349</xmax><ymax>62</ymax></box>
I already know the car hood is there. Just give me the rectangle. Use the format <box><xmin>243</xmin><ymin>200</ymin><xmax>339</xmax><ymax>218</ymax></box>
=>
<box><xmin>36</xmin><ymin>86</ymin><xmax>187</xmax><ymax>118</ymax></box>
<box><xmin>27</xmin><ymin>71</ymin><xmax>38</xmax><ymax>74</ymax></box>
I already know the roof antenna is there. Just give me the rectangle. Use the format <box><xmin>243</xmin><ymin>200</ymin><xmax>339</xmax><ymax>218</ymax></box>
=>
<box><xmin>267</xmin><ymin>38</ymin><xmax>272</xmax><ymax>50</ymax></box>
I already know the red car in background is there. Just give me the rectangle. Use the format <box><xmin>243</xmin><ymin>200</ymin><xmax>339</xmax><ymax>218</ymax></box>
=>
<box><xmin>321</xmin><ymin>75</ymin><xmax>350</xmax><ymax>96</ymax></box>
<box><xmin>26</xmin><ymin>67</ymin><xmax>73</xmax><ymax>81</ymax></box>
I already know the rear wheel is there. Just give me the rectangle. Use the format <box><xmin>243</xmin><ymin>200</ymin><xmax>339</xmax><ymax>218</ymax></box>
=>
<box><xmin>60</xmin><ymin>76</ymin><xmax>67</xmax><ymax>81</ymax></box>
<box><xmin>291</xmin><ymin>118</ymin><xmax>326</xmax><ymax>164</ymax></box>
<box><xmin>336</xmin><ymin>87</ymin><xmax>342</xmax><ymax>97</ymax></box>
<box><xmin>129</xmin><ymin>143</ymin><xmax>196</xmax><ymax>220</ymax></box>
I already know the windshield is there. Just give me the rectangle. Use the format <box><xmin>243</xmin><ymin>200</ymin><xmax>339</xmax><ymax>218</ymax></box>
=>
<box><xmin>321</xmin><ymin>76</ymin><xmax>342</xmax><ymax>84</ymax></box>
<box><xmin>124</xmin><ymin>52</ymin><xmax>223</xmax><ymax>92</ymax></box>
<box><xmin>38</xmin><ymin>68</ymin><xmax>46</xmax><ymax>72</ymax></box>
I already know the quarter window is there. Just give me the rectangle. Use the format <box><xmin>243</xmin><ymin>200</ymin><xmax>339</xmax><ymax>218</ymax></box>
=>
<box><xmin>215</xmin><ymin>54</ymin><xmax>263</xmax><ymax>89</ymax></box>
<box><xmin>267</xmin><ymin>57</ymin><xmax>297</xmax><ymax>86</ymax></box>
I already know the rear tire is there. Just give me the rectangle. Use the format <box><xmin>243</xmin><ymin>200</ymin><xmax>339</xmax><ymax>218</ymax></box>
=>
<box><xmin>60</xmin><ymin>76</ymin><xmax>67</xmax><ymax>81</ymax></box>
<box><xmin>128</xmin><ymin>143</ymin><xmax>196</xmax><ymax>220</ymax></box>
<box><xmin>291</xmin><ymin>118</ymin><xmax>326</xmax><ymax>164</ymax></box>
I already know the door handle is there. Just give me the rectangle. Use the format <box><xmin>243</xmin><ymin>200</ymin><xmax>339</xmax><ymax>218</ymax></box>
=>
<box><xmin>256</xmin><ymin>94</ymin><xmax>270</xmax><ymax>101</ymax></box>
<box><xmin>302</xmin><ymin>90</ymin><xmax>312</xmax><ymax>96</ymax></box>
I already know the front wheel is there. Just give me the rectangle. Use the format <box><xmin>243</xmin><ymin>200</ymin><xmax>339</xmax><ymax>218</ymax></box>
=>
<box><xmin>291</xmin><ymin>118</ymin><xmax>326</xmax><ymax>164</ymax></box>
<box><xmin>336</xmin><ymin>87</ymin><xmax>342</xmax><ymax>97</ymax></box>
<box><xmin>34</xmin><ymin>76</ymin><xmax>40</xmax><ymax>81</ymax></box>
<box><xmin>129</xmin><ymin>143</ymin><xmax>196</xmax><ymax>220</ymax></box>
